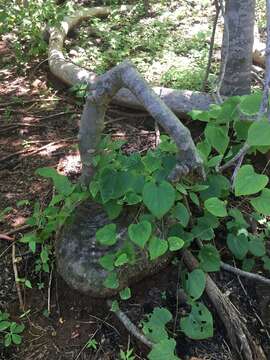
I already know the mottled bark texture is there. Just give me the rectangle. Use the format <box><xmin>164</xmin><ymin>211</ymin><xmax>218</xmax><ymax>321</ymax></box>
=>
<box><xmin>79</xmin><ymin>61</ymin><xmax>204</xmax><ymax>186</ymax></box>
<box><xmin>220</xmin><ymin>0</ymin><xmax>255</xmax><ymax>95</ymax></box>
<box><xmin>56</xmin><ymin>202</ymin><xmax>173</xmax><ymax>297</ymax></box>
<box><xmin>48</xmin><ymin>5</ymin><xmax>214</xmax><ymax>117</ymax></box>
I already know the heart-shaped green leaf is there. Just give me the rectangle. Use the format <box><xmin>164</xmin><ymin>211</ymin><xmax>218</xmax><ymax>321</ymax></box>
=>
<box><xmin>143</xmin><ymin>181</ymin><xmax>175</xmax><ymax>219</ymax></box>
<box><xmin>234</xmin><ymin>165</ymin><xmax>268</xmax><ymax>196</ymax></box>
<box><xmin>114</xmin><ymin>253</ymin><xmax>129</xmax><ymax>267</ymax></box>
<box><xmin>248</xmin><ymin>236</ymin><xmax>266</xmax><ymax>257</ymax></box>
<box><xmin>199</xmin><ymin>245</ymin><xmax>221</xmax><ymax>272</ymax></box>
<box><xmin>103</xmin><ymin>272</ymin><xmax>119</xmax><ymax>289</ymax></box>
<box><xmin>180</xmin><ymin>302</ymin><xmax>213</xmax><ymax>340</ymax></box>
<box><xmin>205</xmin><ymin>124</ymin><xmax>229</xmax><ymax>154</ymax></box>
<box><xmin>128</xmin><ymin>220</ymin><xmax>152</xmax><ymax>248</ymax></box>
<box><xmin>99</xmin><ymin>254</ymin><xmax>115</xmax><ymax>271</ymax></box>
<box><xmin>250</xmin><ymin>188</ymin><xmax>270</xmax><ymax>215</ymax></box>
<box><xmin>96</xmin><ymin>224</ymin><xmax>117</xmax><ymax>246</ymax></box>
<box><xmin>100</xmin><ymin>169</ymin><xmax>132</xmax><ymax>203</ymax></box>
<box><xmin>142</xmin><ymin>307</ymin><xmax>172</xmax><ymax>343</ymax></box>
<box><xmin>239</xmin><ymin>93</ymin><xmax>261</xmax><ymax>115</ymax></box>
<box><xmin>185</xmin><ymin>269</ymin><xmax>206</xmax><ymax>300</ymax></box>
<box><xmin>171</xmin><ymin>203</ymin><xmax>190</xmax><ymax>227</ymax></box>
<box><xmin>247</xmin><ymin>119</ymin><xmax>270</xmax><ymax>146</ymax></box>
<box><xmin>36</xmin><ymin>167</ymin><xmax>74</xmax><ymax>196</ymax></box>
<box><xmin>148</xmin><ymin>237</ymin><xmax>168</xmax><ymax>260</ymax></box>
<box><xmin>204</xmin><ymin>197</ymin><xmax>227</xmax><ymax>217</ymax></box>
<box><xmin>227</xmin><ymin>233</ymin><xmax>249</xmax><ymax>259</ymax></box>
<box><xmin>168</xmin><ymin>236</ymin><xmax>185</xmax><ymax>251</ymax></box>
<box><xmin>148</xmin><ymin>339</ymin><xmax>178</xmax><ymax>360</ymax></box>
<box><xmin>119</xmin><ymin>287</ymin><xmax>131</xmax><ymax>300</ymax></box>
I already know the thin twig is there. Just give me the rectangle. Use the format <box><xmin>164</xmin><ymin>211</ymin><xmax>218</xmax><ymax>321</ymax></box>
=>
<box><xmin>231</xmin><ymin>152</ymin><xmax>245</xmax><ymax>185</ymax></box>
<box><xmin>107</xmin><ymin>300</ymin><xmax>153</xmax><ymax>348</ymax></box>
<box><xmin>218</xmin><ymin>143</ymin><xmax>250</xmax><ymax>172</ymax></box>
<box><xmin>12</xmin><ymin>243</ymin><xmax>24</xmax><ymax>311</ymax></box>
<box><xmin>0</xmin><ymin>122</ymin><xmax>55</xmax><ymax>128</ymax></box>
<box><xmin>37</xmin><ymin>111</ymin><xmax>77</xmax><ymax>120</ymax></box>
<box><xmin>30</xmin><ymin>57</ymin><xmax>49</xmax><ymax>78</ymax></box>
<box><xmin>74</xmin><ymin>328</ymin><xmax>99</xmax><ymax>360</ymax></box>
<box><xmin>47</xmin><ymin>268</ymin><xmax>53</xmax><ymax>315</ymax></box>
<box><xmin>0</xmin><ymin>234</ymin><xmax>14</xmax><ymax>241</ymax></box>
<box><xmin>202</xmin><ymin>0</ymin><xmax>220</xmax><ymax>91</ymax></box>
<box><xmin>6</xmin><ymin>224</ymin><xmax>32</xmax><ymax>236</ymax></box>
<box><xmin>220</xmin><ymin>261</ymin><xmax>270</xmax><ymax>285</ymax></box>
<box><xmin>154</xmin><ymin>121</ymin><xmax>160</xmax><ymax>147</ymax></box>
<box><xmin>0</xmin><ymin>98</ymin><xmax>60</xmax><ymax>108</ymax></box>
<box><xmin>0</xmin><ymin>137</ymin><xmax>75</xmax><ymax>163</ymax></box>
<box><xmin>215</xmin><ymin>0</ymin><xmax>228</xmax><ymax>103</ymax></box>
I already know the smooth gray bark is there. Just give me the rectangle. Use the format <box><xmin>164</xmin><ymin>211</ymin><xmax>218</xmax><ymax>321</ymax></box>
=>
<box><xmin>47</xmin><ymin>5</ymin><xmax>214</xmax><ymax>117</ymax></box>
<box><xmin>79</xmin><ymin>61</ymin><xmax>204</xmax><ymax>185</ymax></box>
<box><xmin>220</xmin><ymin>0</ymin><xmax>255</xmax><ymax>95</ymax></box>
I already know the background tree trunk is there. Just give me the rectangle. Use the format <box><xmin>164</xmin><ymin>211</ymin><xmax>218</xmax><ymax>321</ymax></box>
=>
<box><xmin>220</xmin><ymin>0</ymin><xmax>255</xmax><ymax>95</ymax></box>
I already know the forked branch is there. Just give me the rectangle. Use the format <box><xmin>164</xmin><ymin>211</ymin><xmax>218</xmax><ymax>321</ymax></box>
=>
<box><xmin>79</xmin><ymin>61</ymin><xmax>204</xmax><ymax>185</ymax></box>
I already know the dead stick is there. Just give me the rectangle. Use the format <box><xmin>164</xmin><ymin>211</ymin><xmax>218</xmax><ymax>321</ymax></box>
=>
<box><xmin>221</xmin><ymin>261</ymin><xmax>270</xmax><ymax>285</ymax></box>
<box><xmin>0</xmin><ymin>234</ymin><xmax>14</xmax><ymax>241</ymax></box>
<box><xmin>12</xmin><ymin>243</ymin><xmax>24</xmax><ymax>311</ymax></box>
<box><xmin>0</xmin><ymin>137</ymin><xmax>75</xmax><ymax>163</ymax></box>
<box><xmin>107</xmin><ymin>300</ymin><xmax>153</xmax><ymax>348</ymax></box>
<box><xmin>6</xmin><ymin>224</ymin><xmax>32</xmax><ymax>236</ymax></box>
<box><xmin>183</xmin><ymin>250</ymin><xmax>267</xmax><ymax>360</ymax></box>
<box><xmin>202</xmin><ymin>0</ymin><xmax>220</xmax><ymax>91</ymax></box>
<box><xmin>47</xmin><ymin>268</ymin><xmax>53</xmax><ymax>315</ymax></box>
<box><xmin>0</xmin><ymin>98</ymin><xmax>60</xmax><ymax>107</ymax></box>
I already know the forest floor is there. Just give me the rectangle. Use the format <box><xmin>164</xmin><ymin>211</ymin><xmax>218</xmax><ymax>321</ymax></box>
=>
<box><xmin>1</xmin><ymin>1</ymin><xmax>270</xmax><ymax>360</ymax></box>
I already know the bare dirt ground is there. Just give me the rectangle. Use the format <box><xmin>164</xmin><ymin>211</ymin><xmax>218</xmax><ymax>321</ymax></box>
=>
<box><xmin>0</xmin><ymin>39</ymin><xmax>270</xmax><ymax>360</ymax></box>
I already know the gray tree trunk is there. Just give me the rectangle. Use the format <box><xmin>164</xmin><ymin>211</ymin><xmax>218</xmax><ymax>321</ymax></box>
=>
<box><xmin>220</xmin><ymin>0</ymin><xmax>255</xmax><ymax>95</ymax></box>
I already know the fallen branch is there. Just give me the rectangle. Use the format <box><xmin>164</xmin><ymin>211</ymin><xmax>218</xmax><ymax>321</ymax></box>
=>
<box><xmin>221</xmin><ymin>261</ymin><xmax>270</xmax><ymax>285</ymax></box>
<box><xmin>183</xmin><ymin>250</ymin><xmax>267</xmax><ymax>360</ymax></box>
<box><xmin>106</xmin><ymin>300</ymin><xmax>153</xmax><ymax>348</ymax></box>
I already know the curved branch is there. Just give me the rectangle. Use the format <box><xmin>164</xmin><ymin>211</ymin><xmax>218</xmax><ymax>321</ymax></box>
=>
<box><xmin>48</xmin><ymin>5</ymin><xmax>214</xmax><ymax>117</ymax></box>
<box><xmin>79</xmin><ymin>61</ymin><xmax>204</xmax><ymax>185</ymax></box>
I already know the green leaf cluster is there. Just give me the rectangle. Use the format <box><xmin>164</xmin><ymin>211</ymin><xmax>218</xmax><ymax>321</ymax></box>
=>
<box><xmin>0</xmin><ymin>311</ymin><xmax>25</xmax><ymax>347</ymax></box>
